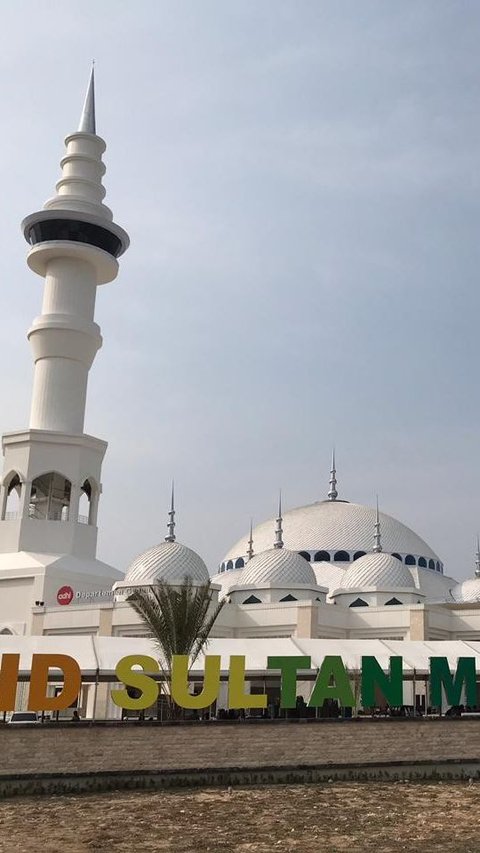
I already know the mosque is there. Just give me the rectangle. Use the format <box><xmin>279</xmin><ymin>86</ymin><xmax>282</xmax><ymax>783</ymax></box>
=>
<box><xmin>1</xmin><ymin>70</ymin><xmax>480</xmax><ymax>695</ymax></box>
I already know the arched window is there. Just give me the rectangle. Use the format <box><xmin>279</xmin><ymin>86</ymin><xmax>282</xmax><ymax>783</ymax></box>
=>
<box><xmin>418</xmin><ymin>557</ymin><xmax>427</xmax><ymax>568</ymax></box>
<box><xmin>280</xmin><ymin>594</ymin><xmax>297</xmax><ymax>602</ymax></box>
<box><xmin>405</xmin><ymin>555</ymin><xmax>416</xmax><ymax>566</ymax></box>
<box><xmin>0</xmin><ymin>628</ymin><xmax>12</xmax><ymax>635</ymax></box>
<box><xmin>298</xmin><ymin>551</ymin><xmax>311</xmax><ymax>562</ymax></box>
<box><xmin>334</xmin><ymin>550</ymin><xmax>350</xmax><ymax>562</ymax></box>
<box><xmin>428</xmin><ymin>559</ymin><xmax>435</xmax><ymax>570</ymax></box>
<box><xmin>392</xmin><ymin>553</ymin><xmax>402</xmax><ymax>562</ymax></box>
<box><xmin>243</xmin><ymin>595</ymin><xmax>261</xmax><ymax>604</ymax></box>
<box><xmin>314</xmin><ymin>551</ymin><xmax>330</xmax><ymax>562</ymax></box>
<box><xmin>436</xmin><ymin>561</ymin><xmax>441</xmax><ymax>572</ymax></box>
<box><xmin>235</xmin><ymin>557</ymin><xmax>245</xmax><ymax>569</ymax></box>
<box><xmin>3</xmin><ymin>472</ymin><xmax>21</xmax><ymax>520</ymax></box>
<box><xmin>349</xmin><ymin>598</ymin><xmax>368</xmax><ymax>607</ymax></box>
<box><xmin>226</xmin><ymin>560</ymin><xmax>233</xmax><ymax>570</ymax></box>
<box><xmin>385</xmin><ymin>597</ymin><xmax>403</xmax><ymax>606</ymax></box>
<box><xmin>353</xmin><ymin>551</ymin><xmax>366</xmax><ymax>560</ymax></box>
<box><xmin>29</xmin><ymin>472</ymin><xmax>71</xmax><ymax>521</ymax></box>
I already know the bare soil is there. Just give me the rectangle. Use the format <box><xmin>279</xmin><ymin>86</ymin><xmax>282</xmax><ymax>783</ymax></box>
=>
<box><xmin>0</xmin><ymin>782</ymin><xmax>478</xmax><ymax>852</ymax></box>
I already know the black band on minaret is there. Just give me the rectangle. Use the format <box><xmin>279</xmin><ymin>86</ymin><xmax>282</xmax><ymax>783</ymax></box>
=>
<box><xmin>26</xmin><ymin>218</ymin><xmax>123</xmax><ymax>258</ymax></box>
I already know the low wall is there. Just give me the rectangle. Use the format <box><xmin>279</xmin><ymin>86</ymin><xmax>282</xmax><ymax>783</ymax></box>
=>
<box><xmin>1</xmin><ymin>718</ymin><xmax>479</xmax><ymax>796</ymax></box>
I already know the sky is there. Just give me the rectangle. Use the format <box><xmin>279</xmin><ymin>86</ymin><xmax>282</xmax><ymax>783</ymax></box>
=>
<box><xmin>0</xmin><ymin>1</ymin><xmax>478</xmax><ymax>580</ymax></box>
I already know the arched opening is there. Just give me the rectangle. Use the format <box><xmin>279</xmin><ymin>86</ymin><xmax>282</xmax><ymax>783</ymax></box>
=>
<box><xmin>385</xmin><ymin>597</ymin><xmax>403</xmax><ymax>606</ymax></box>
<box><xmin>243</xmin><ymin>595</ymin><xmax>261</xmax><ymax>604</ymax></box>
<box><xmin>428</xmin><ymin>559</ymin><xmax>435</xmax><ymax>570</ymax></box>
<box><xmin>392</xmin><ymin>553</ymin><xmax>402</xmax><ymax>562</ymax></box>
<box><xmin>314</xmin><ymin>551</ymin><xmax>330</xmax><ymax>562</ymax></box>
<box><xmin>349</xmin><ymin>597</ymin><xmax>368</xmax><ymax>607</ymax></box>
<box><xmin>436</xmin><ymin>561</ymin><xmax>441</xmax><ymax>572</ymax></box>
<box><xmin>0</xmin><ymin>628</ymin><xmax>13</xmax><ymax>635</ymax></box>
<box><xmin>334</xmin><ymin>550</ymin><xmax>350</xmax><ymax>562</ymax></box>
<box><xmin>235</xmin><ymin>557</ymin><xmax>245</xmax><ymax>569</ymax></box>
<box><xmin>418</xmin><ymin>557</ymin><xmax>427</xmax><ymax>568</ymax></box>
<box><xmin>78</xmin><ymin>479</ymin><xmax>92</xmax><ymax>524</ymax></box>
<box><xmin>405</xmin><ymin>555</ymin><xmax>416</xmax><ymax>566</ymax></box>
<box><xmin>3</xmin><ymin>473</ymin><xmax>21</xmax><ymax>520</ymax></box>
<box><xmin>226</xmin><ymin>560</ymin><xmax>234</xmax><ymax>570</ymax></box>
<box><xmin>280</xmin><ymin>594</ymin><xmax>297</xmax><ymax>602</ymax></box>
<box><xmin>29</xmin><ymin>472</ymin><xmax>72</xmax><ymax>521</ymax></box>
<box><xmin>298</xmin><ymin>551</ymin><xmax>311</xmax><ymax>562</ymax></box>
<box><xmin>353</xmin><ymin>551</ymin><xmax>366</xmax><ymax>560</ymax></box>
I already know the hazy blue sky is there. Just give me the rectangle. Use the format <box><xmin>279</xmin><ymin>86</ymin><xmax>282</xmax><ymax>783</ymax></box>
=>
<box><xmin>0</xmin><ymin>1</ymin><xmax>478</xmax><ymax>580</ymax></box>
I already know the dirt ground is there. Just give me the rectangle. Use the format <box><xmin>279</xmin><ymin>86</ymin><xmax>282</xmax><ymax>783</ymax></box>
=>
<box><xmin>0</xmin><ymin>782</ymin><xmax>479</xmax><ymax>852</ymax></box>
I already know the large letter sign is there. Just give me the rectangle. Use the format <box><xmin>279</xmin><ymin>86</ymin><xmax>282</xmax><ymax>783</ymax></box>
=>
<box><xmin>171</xmin><ymin>654</ymin><xmax>221</xmax><ymax>709</ymax></box>
<box><xmin>430</xmin><ymin>656</ymin><xmax>477</xmax><ymax>708</ymax></box>
<box><xmin>111</xmin><ymin>655</ymin><xmax>160</xmax><ymax>710</ymax></box>
<box><xmin>308</xmin><ymin>656</ymin><xmax>355</xmax><ymax>708</ymax></box>
<box><xmin>361</xmin><ymin>656</ymin><xmax>403</xmax><ymax>708</ymax></box>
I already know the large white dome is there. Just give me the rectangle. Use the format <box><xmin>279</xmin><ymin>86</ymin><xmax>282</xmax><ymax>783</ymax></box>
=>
<box><xmin>338</xmin><ymin>552</ymin><xmax>414</xmax><ymax>591</ymax></box>
<box><xmin>118</xmin><ymin>540</ymin><xmax>209</xmax><ymax>587</ymax></box>
<box><xmin>223</xmin><ymin>501</ymin><xmax>442</xmax><ymax>570</ymax></box>
<box><xmin>240</xmin><ymin>548</ymin><xmax>317</xmax><ymax>587</ymax></box>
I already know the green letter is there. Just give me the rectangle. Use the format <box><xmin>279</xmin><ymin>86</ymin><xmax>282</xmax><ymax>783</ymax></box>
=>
<box><xmin>308</xmin><ymin>655</ymin><xmax>355</xmax><ymax>708</ymax></box>
<box><xmin>171</xmin><ymin>654</ymin><xmax>221</xmax><ymax>709</ymax></box>
<box><xmin>361</xmin><ymin>656</ymin><xmax>403</xmax><ymax>708</ymax></box>
<box><xmin>111</xmin><ymin>655</ymin><xmax>160</xmax><ymax>710</ymax></box>
<box><xmin>430</xmin><ymin>657</ymin><xmax>476</xmax><ymax>708</ymax></box>
<box><xmin>267</xmin><ymin>656</ymin><xmax>311</xmax><ymax>708</ymax></box>
<box><xmin>228</xmin><ymin>655</ymin><xmax>267</xmax><ymax>710</ymax></box>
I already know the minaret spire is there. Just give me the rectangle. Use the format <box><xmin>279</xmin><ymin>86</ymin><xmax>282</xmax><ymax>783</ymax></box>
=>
<box><xmin>165</xmin><ymin>482</ymin><xmax>176</xmax><ymax>543</ymax></box>
<box><xmin>328</xmin><ymin>449</ymin><xmax>338</xmax><ymax>501</ymax></box>
<box><xmin>273</xmin><ymin>491</ymin><xmax>284</xmax><ymax>550</ymax></box>
<box><xmin>78</xmin><ymin>64</ymin><xmax>96</xmax><ymax>134</ymax></box>
<box><xmin>475</xmin><ymin>535</ymin><xmax>480</xmax><ymax>579</ymax></box>
<box><xmin>246</xmin><ymin>519</ymin><xmax>254</xmax><ymax>560</ymax></box>
<box><xmin>373</xmin><ymin>496</ymin><xmax>382</xmax><ymax>553</ymax></box>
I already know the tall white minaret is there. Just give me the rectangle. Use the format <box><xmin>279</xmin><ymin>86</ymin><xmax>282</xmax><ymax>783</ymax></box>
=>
<box><xmin>0</xmin><ymin>69</ymin><xmax>129</xmax><ymax>588</ymax></box>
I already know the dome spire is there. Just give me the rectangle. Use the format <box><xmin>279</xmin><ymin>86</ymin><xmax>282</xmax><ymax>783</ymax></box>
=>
<box><xmin>475</xmin><ymin>535</ymin><xmax>480</xmax><ymax>579</ymax></box>
<box><xmin>373</xmin><ymin>496</ymin><xmax>382</xmax><ymax>553</ymax></box>
<box><xmin>165</xmin><ymin>481</ymin><xmax>176</xmax><ymax>543</ymax></box>
<box><xmin>246</xmin><ymin>518</ymin><xmax>254</xmax><ymax>560</ymax></box>
<box><xmin>274</xmin><ymin>491</ymin><xmax>284</xmax><ymax>550</ymax></box>
<box><xmin>328</xmin><ymin>448</ymin><xmax>338</xmax><ymax>501</ymax></box>
<box><xmin>78</xmin><ymin>63</ymin><xmax>96</xmax><ymax>135</ymax></box>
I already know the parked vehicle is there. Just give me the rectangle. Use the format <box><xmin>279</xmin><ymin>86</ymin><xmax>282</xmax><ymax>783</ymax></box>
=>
<box><xmin>7</xmin><ymin>712</ymin><xmax>39</xmax><ymax>724</ymax></box>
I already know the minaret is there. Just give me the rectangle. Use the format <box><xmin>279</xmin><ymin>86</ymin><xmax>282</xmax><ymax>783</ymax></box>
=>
<box><xmin>165</xmin><ymin>483</ymin><xmax>176</xmax><ymax>543</ymax></box>
<box><xmin>327</xmin><ymin>449</ymin><xmax>338</xmax><ymax>501</ymax></box>
<box><xmin>0</xmin><ymin>69</ymin><xmax>129</xmax><ymax>573</ymax></box>
<box><xmin>475</xmin><ymin>536</ymin><xmax>480</xmax><ymax>579</ymax></box>
<box><xmin>373</xmin><ymin>497</ymin><xmax>382</xmax><ymax>553</ymax></box>
<box><xmin>246</xmin><ymin>519</ymin><xmax>254</xmax><ymax>561</ymax></box>
<box><xmin>273</xmin><ymin>492</ymin><xmax>284</xmax><ymax>550</ymax></box>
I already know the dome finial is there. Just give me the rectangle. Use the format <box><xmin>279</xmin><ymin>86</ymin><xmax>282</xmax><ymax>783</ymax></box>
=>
<box><xmin>165</xmin><ymin>480</ymin><xmax>176</xmax><ymax>542</ymax></box>
<box><xmin>247</xmin><ymin>518</ymin><xmax>254</xmax><ymax>560</ymax></box>
<box><xmin>328</xmin><ymin>448</ymin><xmax>338</xmax><ymax>501</ymax></box>
<box><xmin>373</xmin><ymin>496</ymin><xmax>382</xmax><ymax>553</ymax></box>
<box><xmin>475</xmin><ymin>535</ymin><xmax>480</xmax><ymax>578</ymax></box>
<box><xmin>274</xmin><ymin>491</ymin><xmax>284</xmax><ymax>549</ymax></box>
<box><xmin>78</xmin><ymin>63</ymin><xmax>96</xmax><ymax>134</ymax></box>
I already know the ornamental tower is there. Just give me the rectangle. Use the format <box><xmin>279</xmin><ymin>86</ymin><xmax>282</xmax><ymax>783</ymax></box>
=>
<box><xmin>0</xmin><ymin>70</ymin><xmax>129</xmax><ymax>630</ymax></box>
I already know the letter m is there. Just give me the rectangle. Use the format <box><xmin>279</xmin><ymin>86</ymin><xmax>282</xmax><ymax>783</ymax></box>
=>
<box><xmin>430</xmin><ymin>656</ymin><xmax>477</xmax><ymax>708</ymax></box>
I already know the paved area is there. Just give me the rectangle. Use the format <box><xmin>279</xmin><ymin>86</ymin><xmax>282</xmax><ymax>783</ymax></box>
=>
<box><xmin>0</xmin><ymin>782</ymin><xmax>479</xmax><ymax>851</ymax></box>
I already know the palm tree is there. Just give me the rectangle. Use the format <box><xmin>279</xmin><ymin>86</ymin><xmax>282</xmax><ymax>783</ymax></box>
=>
<box><xmin>127</xmin><ymin>577</ymin><xmax>225</xmax><ymax>717</ymax></box>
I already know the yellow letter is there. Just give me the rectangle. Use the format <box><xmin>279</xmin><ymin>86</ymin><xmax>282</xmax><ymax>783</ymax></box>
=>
<box><xmin>228</xmin><ymin>655</ymin><xmax>267</xmax><ymax>710</ymax></box>
<box><xmin>110</xmin><ymin>655</ymin><xmax>160</xmax><ymax>710</ymax></box>
<box><xmin>0</xmin><ymin>654</ymin><xmax>19</xmax><ymax>712</ymax></box>
<box><xmin>28</xmin><ymin>654</ymin><xmax>81</xmax><ymax>711</ymax></box>
<box><xmin>171</xmin><ymin>654</ymin><xmax>221</xmax><ymax>709</ymax></box>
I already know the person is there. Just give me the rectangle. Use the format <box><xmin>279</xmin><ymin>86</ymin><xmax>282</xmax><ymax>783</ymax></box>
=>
<box><xmin>71</xmin><ymin>709</ymin><xmax>80</xmax><ymax>722</ymax></box>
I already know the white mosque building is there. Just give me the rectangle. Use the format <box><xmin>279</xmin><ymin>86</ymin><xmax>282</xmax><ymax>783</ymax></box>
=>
<box><xmin>1</xmin><ymin>70</ymin><xmax>480</xmax><ymax>665</ymax></box>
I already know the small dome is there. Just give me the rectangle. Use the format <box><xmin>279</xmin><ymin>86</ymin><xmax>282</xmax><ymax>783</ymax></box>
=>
<box><xmin>340</xmin><ymin>552</ymin><xmax>414</xmax><ymax>590</ymax></box>
<box><xmin>119</xmin><ymin>540</ymin><xmax>209</xmax><ymax>587</ymax></box>
<box><xmin>451</xmin><ymin>578</ymin><xmax>480</xmax><ymax>603</ymax></box>
<box><xmin>240</xmin><ymin>548</ymin><xmax>317</xmax><ymax>587</ymax></box>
